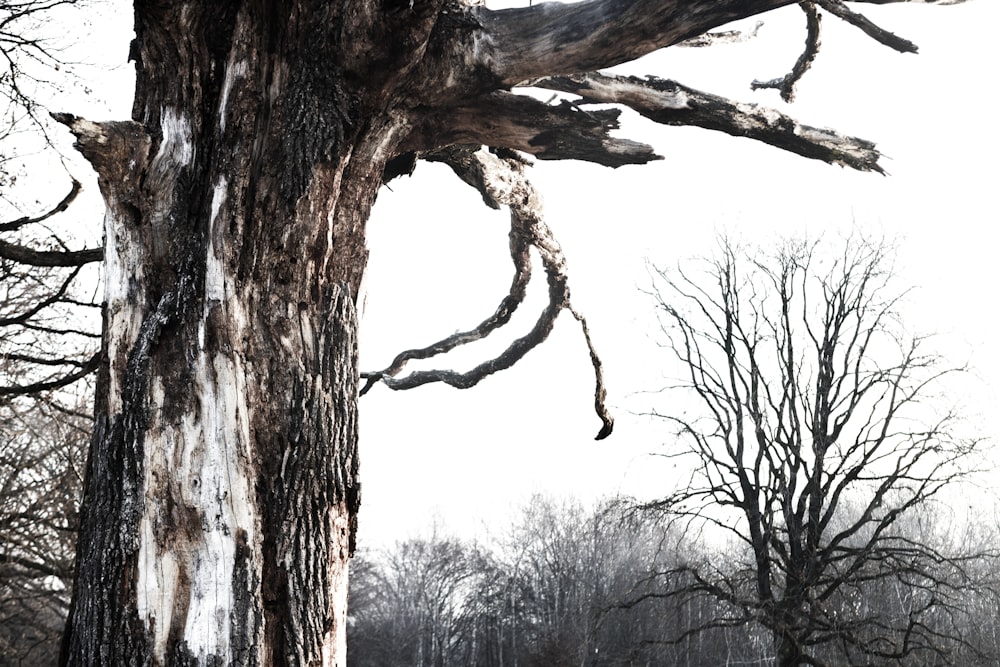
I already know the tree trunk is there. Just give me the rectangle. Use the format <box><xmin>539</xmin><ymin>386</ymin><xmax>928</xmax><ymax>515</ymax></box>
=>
<box><xmin>58</xmin><ymin>2</ymin><xmax>383</xmax><ymax>664</ymax></box>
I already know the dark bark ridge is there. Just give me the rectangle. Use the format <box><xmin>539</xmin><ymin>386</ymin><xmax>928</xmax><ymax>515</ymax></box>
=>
<box><xmin>52</xmin><ymin>0</ymin><xmax>962</xmax><ymax>663</ymax></box>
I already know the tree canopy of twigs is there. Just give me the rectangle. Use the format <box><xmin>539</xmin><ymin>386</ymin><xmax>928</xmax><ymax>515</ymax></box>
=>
<box><xmin>640</xmin><ymin>235</ymin><xmax>994</xmax><ymax>666</ymax></box>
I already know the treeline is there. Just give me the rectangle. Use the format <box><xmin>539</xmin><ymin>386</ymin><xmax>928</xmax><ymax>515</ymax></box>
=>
<box><xmin>347</xmin><ymin>496</ymin><xmax>1000</xmax><ymax>667</ymax></box>
<box><xmin>0</xmin><ymin>396</ymin><xmax>88</xmax><ymax>665</ymax></box>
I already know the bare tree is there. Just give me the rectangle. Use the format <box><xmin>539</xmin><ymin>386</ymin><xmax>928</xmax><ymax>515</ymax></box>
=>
<box><xmin>347</xmin><ymin>534</ymin><xmax>486</xmax><ymax>667</ymax></box>
<box><xmin>1</xmin><ymin>180</ymin><xmax>102</xmax><ymax>401</ymax></box>
<box><xmin>641</xmin><ymin>235</ymin><xmax>993</xmax><ymax>666</ymax></box>
<box><xmin>37</xmin><ymin>0</ymin><xmax>975</xmax><ymax>662</ymax></box>
<box><xmin>0</xmin><ymin>393</ymin><xmax>90</xmax><ymax>666</ymax></box>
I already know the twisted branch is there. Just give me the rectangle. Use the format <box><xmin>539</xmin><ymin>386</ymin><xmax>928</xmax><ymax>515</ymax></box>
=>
<box><xmin>362</xmin><ymin>146</ymin><xmax>613</xmax><ymax>439</ymax></box>
<box><xmin>751</xmin><ymin>2</ymin><xmax>822</xmax><ymax>103</ymax></box>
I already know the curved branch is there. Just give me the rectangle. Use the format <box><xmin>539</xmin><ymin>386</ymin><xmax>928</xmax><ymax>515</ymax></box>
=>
<box><xmin>363</xmin><ymin>147</ymin><xmax>614</xmax><ymax>439</ymax></box>
<box><xmin>752</xmin><ymin>2</ymin><xmax>822</xmax><ymax>103</ymax></box>
<box><xmin>535</xmin><ymin>72</ymin><xmax>884</xmax><ymax>172</ymax></box>
<box><xmin>360</xmin><ymin>149</ymin><xmax>534</xmax><ymax>395</ymax></box>
<box><xmin>0</xmin><ymin>264</ymin><xmax>84</xmax><ymax>326</ymax></box>
<box><xmin>0</xmin><ymin>178</ymin><xmax>81</xmax><ymax>233</ymax></box>
<box><xmin>0</xmin><ymin>353</ymin><xmax>99</xmax><ymax>397</ymax></box>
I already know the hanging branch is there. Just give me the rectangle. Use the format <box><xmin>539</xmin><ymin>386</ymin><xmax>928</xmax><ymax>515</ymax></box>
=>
<box><xmin>362</xmin><ymin>146</ymin><xmax>614</xmax><ymax>439</ymax></box>
<box><xmin>751</xmin><ymin>2</ymin><xmax>822</xmax><ymax>103</ymax></box>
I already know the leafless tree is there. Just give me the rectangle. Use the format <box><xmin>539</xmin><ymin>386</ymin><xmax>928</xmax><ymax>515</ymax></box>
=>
<box><xmin>1</xmin><ymin>180</ymin><xmax>102</xmax><ymax>399</ymax></box>
<box><xmin>0</xmin><ymin>5</ymin><xmax>102</xmax><ymax>659</ymax></box>
<box><xmin>0</xmin><ymin>392</ymin><xmax>90</xmax><ymax>665</ymax></box>
<box><xmin>347</xmin><ymin>533</ymin><xmax>488</xmax><ymax>667</ymax></box>
<box><xmin>0</xmin><ymin>186</ymin><xmax>98</xmax><ymax>662</ymax></box>
<box><xmin>640</xmin><ymin>235</ymin><xmax>995</xmax><ymax>666</ymax></box>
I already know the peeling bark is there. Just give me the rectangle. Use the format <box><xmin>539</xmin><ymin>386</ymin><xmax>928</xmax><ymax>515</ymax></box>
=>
<box><xmin>59</xmin><ymin>3</ymin><xmax>369</xmax><ymax>665</ymax></box>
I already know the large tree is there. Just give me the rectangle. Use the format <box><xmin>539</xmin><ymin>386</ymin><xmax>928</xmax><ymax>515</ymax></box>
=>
<box><xmin>50</xmin><ymin>0</ymin><xmax>970</xmax><ymax>664</ymax></box>
<box><xmin>642</xmin><ymin>236</ymin><xmax>990</xmax><ymax>666</ymax></box>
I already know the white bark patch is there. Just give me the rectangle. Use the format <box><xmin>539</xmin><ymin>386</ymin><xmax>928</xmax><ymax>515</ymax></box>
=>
<box><xmin>137</xmin><ymin>506</ymin><xmax>179</xmax><ymax>661</ymax></box>
<box><xmin>103</xmin><ymin>208</ymin><xmax>145</xmax><ymax>413</ymax></box>
<box><xmin>320</xmin><ymin>508</ymin><xmax>351</xmax><ymax>667</ymax></box>
<box><xmin>218</xmin><ymin>60</ymin><xmax>248</xmax><ymax>132</ymax></box>
<box><xmin>581</xmin><ymin>76</ymin><xmax>691</xmax><ymax>110</ymax></box>
<box><xmin>137</xmin><ymin>328</ymin><xmax>257</xmax><ymax>663</ymax></box>
<box><xmin>730</xmin><ymin>102</ymin><xmax>788</xmax><ymax>135</ymax></box>
<box><xmin>206</xmin><ymin>178</ymin><xmax>228</xmax><ymax>304</ymax></box>
<box><xmin>472</xmin><ymin>148</ymin><xmax>523</xmax><ymax>203</ymax></box>
<box><xmin>151</xmin><ymin>108</ymin><xmax>195</xmax><ymax>174</ymax></box>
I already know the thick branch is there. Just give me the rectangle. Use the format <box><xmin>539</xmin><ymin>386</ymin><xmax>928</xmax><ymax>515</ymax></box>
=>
<box><xmin>405</xmin><ymin>92</ymin><xmax>660</xmax><ymax>168</ymax></box>
<box><xmin>50</xmin><ymin>113</ymin><xmax>150</xmax><ymax>188</ymax></box>
<box><xmin>479</xmin><ymin>0</ymin><xmax>961</xmax><ymax>86</ymax></box>
<box><xmin>536</xmin><ymin>72</ymin><xmax>884</xmax><ymax>173</ymax></box>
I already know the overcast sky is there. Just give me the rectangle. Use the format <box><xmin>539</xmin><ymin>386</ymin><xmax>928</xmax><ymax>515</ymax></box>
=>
<box><xmin>357</xmin><ymin>0</ymin><xmax>1000</xmax><ymax>548</ymax></box>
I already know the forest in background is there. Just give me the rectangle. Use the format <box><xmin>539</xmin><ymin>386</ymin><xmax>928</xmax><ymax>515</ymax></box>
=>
<box><xmin>347</xmin><ymin>495</ymin><xmax>1000</xmax><ymax>667</ymax></box>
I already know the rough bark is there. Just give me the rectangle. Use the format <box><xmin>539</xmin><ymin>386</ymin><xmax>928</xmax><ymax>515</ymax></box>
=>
<box><xmin>58</xmin><ymin>3</ymin><xmax>370</xmax><ymax>664</ymax></box>
<box><xmin>54</xmin><ymin>0</ymin><xmax>963</xmax><ymax>663</ymax></box>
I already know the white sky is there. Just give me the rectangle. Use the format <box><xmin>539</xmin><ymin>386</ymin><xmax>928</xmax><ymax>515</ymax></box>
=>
<box><xmin>35</xmin><ymin>0</ymin><xmax>1000</xmax><ymax>547</ymax></box>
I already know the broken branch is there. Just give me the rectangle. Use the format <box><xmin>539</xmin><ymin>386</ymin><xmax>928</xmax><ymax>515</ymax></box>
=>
<box><xmin>535</xmin><ymin>72</ymin><xmax>885</xmax><ymax>173</ymax></box>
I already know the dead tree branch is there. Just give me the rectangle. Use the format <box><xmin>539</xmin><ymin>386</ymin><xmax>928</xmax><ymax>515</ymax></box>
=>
<box><xmin>362</xmin><ymin>146</ymin><xmax>613</xmax><ymax>439</ymax></box>
<box><xmin>813</xmin><ymin>0</ymin><xmax>918</xmax><ymax>53</ymax></box>
<box><xmin>751</xmin><ymin>2</ymin><xmax>822</xmax><ymax>103</ymax></box>
<box><xmin>534</xmin><ymin>72</ymin><xmax>884</xmax><ymax>172</ymax></box>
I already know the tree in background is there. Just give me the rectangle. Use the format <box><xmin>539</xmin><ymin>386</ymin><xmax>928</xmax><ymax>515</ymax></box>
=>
<box><xmin>0</xmin><ymin>3</ymin><xmax>102</xmax><ymax>663</ymax></box>
<box><xmin>347</xmin><ymin>532</ymin><xmax>485</xmax><ymax>667</ymax></box>
<box><xmin>0</xmin><ymin>394</ymin><xmax>90</xmax><ymax>665</ymax></box>
<box><xmin>641</xmin><ymin>235</ymin><xmax>994</xmax><ymax>666</ymax></box>
<box><xmin>0</xmin><ymin>0</ymin><xmax>102</xmax><ymax>398</ymax></box>
<box><xmin>0</xmin><ymin>166</ymin><xmax>99</xmax><ymax>667</ymax></box>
